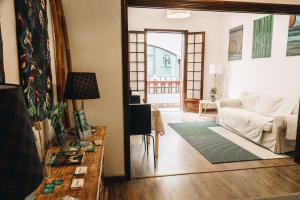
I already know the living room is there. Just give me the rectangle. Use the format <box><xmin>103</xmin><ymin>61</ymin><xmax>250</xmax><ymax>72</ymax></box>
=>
<box><xmin>1</xmin><ymin>0</ymin><xmax>300</xmax><ymax>200</ymax></box>
<box><xmin>128</xmin><ymin>6</ymin><xmax>299</xmax><ymax>173</ymax></box>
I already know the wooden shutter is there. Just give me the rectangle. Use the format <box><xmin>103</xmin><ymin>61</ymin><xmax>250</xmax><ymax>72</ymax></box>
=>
<box><xmin>183</xmin><ymin>32</ymin><xmax>205</xmax><ymax>112</ymax></box>
<box><xmin>128</xmin><ymin>31</ymin><xmax>147</xmax><ymax>102</ymax></box>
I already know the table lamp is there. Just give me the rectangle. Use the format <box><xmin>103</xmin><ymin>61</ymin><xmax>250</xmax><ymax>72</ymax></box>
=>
<box><xmin>64</xmin><ymin>72</ymin><xmax>100</xmax><ymax>134</ymax></box>
<box><xmin>0</xmin><ymin>84</ymin><xmax>43</xmax><ymax>199</ymax></box>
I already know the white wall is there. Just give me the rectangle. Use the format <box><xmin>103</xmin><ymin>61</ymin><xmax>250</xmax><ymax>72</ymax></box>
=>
<box><xmin>129</xmin><ymin>8</ymin><xmax>300</xmax><ymax>100</ymax></box>
<box><xmin>221</xmin><ymin>14</ymin><xmax>300</xmax><ymax>99</ymax></box>
<box><xmin>0</xmin><ymin>0</ymin><xmax>20</xmax><ymax>84</ymax></box>
<box><xmin>62</xmin><ymin>0</ymin><xmax>124</xmax><ymax>176</ymax></box>
<box><xmin>129</xmin><ymin>8</ymin><xmax>227</xmax><ymax>99</ymax></box>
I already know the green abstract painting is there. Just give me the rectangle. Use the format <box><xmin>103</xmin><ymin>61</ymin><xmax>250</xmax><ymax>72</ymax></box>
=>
<box><xmin>287</xmin><ymin>15</ymin><xmax>300</xmax><ymax>56</ymax></box>
<box><xmin>252</xmin><ymin>15</ymin><xmax>273</xmax><ymax>58</ymax></box>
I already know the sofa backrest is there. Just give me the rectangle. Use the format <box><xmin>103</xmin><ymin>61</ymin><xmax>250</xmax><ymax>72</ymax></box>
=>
<box><xmin>292</xmin><ymin>102</ymin><xmax>299</xmax><ymax>115</ymax></box>
<box><xmin>241</xmin><ymin>92</ymin><xmax>298</xmax><ymax>116</ymax></box>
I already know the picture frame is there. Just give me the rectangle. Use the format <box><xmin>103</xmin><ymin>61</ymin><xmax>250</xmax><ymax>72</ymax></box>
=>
<box><xmin>252</xmin><ymin>15</ymin><xmax>273</xmax><ymax>58</ymax></box>
<box><xmin>286</xmin><ymin>15</ymin><xmax>300</xmax><ymax>56</ymax></box>
<box><xmin>228</xmin><ymin>25</ymin><xmax>243</xmax><ymax>61</ymax></box>
<box><xmin>73</xmin><ymin>109</ymin><xmax>92</xmax><ymax>140</ymax></box>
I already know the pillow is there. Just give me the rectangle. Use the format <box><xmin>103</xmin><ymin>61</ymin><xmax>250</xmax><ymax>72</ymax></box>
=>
<box><xmin>240</xmin><ymin>92</ymin><xmax>258</xmax><ymax>111</ymax></box>
<box><xmin>275</xmin><ymin>98</ymin><xmax>298</xmax><ymax>116</ymax></box>
<box><xmin>254</xmin><ymin>95</ymin><xmax>283</xmax><ymax>115</ymax></box>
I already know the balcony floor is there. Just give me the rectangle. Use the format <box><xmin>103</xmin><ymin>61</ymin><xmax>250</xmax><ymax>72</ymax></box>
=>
<box><xmin>147</xmin><ymin>93</ymin><xmax>181</xmax><ymax>108</ymax></box>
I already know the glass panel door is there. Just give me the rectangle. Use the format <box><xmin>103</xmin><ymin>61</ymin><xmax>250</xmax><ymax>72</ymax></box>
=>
<box><xmin>128</xmin><ymin>31</ymin><xmax>146</xmax><ymax>102</ymax></box>
<box><xmin>183</xmin><ymin>32</ymin><xmax>205</xmax><ymax>112</ymax></box>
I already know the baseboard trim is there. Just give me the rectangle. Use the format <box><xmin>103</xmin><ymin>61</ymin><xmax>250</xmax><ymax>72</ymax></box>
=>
<box><xmin>104</xmin><ymin>175</ymin><xmax>128</xmax><ymax>183</ymax></box>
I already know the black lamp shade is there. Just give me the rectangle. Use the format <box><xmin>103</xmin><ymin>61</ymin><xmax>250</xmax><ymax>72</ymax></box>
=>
<box><xmin>64</xmin><ymin>72</ymin><xmax>100</xmax><ymax>100</ymax></box>
<box><xmin>0</xmin><ymin>84</ymin><xmax>43</xmax><ymax>199</ymax></box>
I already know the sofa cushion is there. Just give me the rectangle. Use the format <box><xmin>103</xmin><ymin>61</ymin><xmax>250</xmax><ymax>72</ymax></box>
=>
<box><xmin>241</xmin><ymin>92</ymin><xmax>258</xmax><ymax>111</ymax></box>
<box><xmin>217</xmin><ymin>107</ymin><xmax>274</xmax><ymax>143</ymax></box>
<box><xmin>254</xmin><ymin>95</ymin><xmax>284</xmax><ymax>116</ymax></box>
<box><xmin>274</xmin><ymin>98</ymin><xmax>298</xmax><ymax>116</ymax></box>
<box><xmin>241</xmin><ymin>92</ymin><xmax>297</xmax><ymax>116</ymax></box>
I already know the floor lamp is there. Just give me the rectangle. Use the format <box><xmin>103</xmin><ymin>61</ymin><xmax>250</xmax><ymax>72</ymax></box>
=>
<box><xmin>209</xmin><ymin>64</ymin><xmax>223</xmax><ymax>101</ymax></box>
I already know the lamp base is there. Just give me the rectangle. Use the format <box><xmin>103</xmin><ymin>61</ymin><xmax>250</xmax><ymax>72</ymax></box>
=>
<box><xmin>90</xmin><ymin>126</ymin><xmax>96</xmax><ymax>133</ymax></box>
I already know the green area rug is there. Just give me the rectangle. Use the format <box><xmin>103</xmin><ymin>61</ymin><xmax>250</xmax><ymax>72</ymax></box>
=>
<box><xmin>168</xmin><ymin>122</ymin><xmax>261</xmax><ymax>164</ymax></box>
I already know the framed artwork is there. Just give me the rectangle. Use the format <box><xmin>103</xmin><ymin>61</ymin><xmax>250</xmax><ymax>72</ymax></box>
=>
<box><xmin>14</xmin><ymin>0</ymin><xmax>53</xmax><ymax>122</ymax></box>
<box><xmin>74</xmin><ymin>110</ymin><xmax>92</xmax><ymax>140</ymax></box>
<box><xmin>228</xmin><ymin>25</ymin><xmax>243</xmax><ymax>61</ymax></box>
<box><xmin>0</xmin><ymin>25</ymin><xmax>4</xmax><ymax>83</ymax></box>
<box><xmin>287</xmin><ymin>15</ymin><xmax>300</xmax><ymax>56</ymax></box>
<box><xmin>252</xmin><ymin>15</ymin><xmax>273</xmax><ymax>58</ymax></box>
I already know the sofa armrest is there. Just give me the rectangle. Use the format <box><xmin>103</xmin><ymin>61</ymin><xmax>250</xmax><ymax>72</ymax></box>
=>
<box><xmin>217</xmin><ymin>99</ymin><xmax>242</xmax><ymax>109</ymax></box>
<box><xmin>285</xmin><ymin>114</ymin><xmax>298</xmax><ymax>140</ymax></box>
<box><xmin>272</xmin><ymin>116</ymin><xmax>287</xmax><ymax>133</ymax></box>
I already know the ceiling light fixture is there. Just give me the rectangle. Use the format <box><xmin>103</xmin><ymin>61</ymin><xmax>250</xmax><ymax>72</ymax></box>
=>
<box><xmin>166</xmin><ymin>10</ymin><xmax>192</xmax><ymax>19</ymax></box>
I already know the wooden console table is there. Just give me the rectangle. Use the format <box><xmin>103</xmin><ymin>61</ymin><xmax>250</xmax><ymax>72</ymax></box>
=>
<box><xmin>35</xmin><ymin>126</ymin><xmax>106</xmax><ymax>200</ymax></box>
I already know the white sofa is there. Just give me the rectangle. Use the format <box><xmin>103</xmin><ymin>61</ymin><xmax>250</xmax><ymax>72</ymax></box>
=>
<box><xmin>216</xmin><ymin>92</ymin><xmax>299</xmax><ymax>153</ymax></box>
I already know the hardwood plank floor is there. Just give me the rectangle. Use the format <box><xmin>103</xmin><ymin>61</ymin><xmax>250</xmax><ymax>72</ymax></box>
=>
<box><xmin>131</xmin><ymin>111</ymin><xmax>296</xmax><ymax>178</ymax></box>
<box><xmin>107</xmin><ymin>165</ymin><xmax>300</xmax><ymax>200</ymax></box>
<box><xmin>108</xmin><ymin>111</ymin><xmax>300</xmax><ymax>200</ymax></box>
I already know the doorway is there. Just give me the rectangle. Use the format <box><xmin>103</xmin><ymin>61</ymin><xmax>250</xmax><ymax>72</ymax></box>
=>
<box><xmin>122</xmin><ymin>4</ymin><xmax>300</xmax><ymax>182</ymax></box>
<box><xmin>146</xmin><ymin>30</ymin><xmax>184</xmax><ymax>111</ymax></box>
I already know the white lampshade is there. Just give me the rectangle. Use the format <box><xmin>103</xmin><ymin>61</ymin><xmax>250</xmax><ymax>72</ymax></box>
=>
<box><xmin>166</xmin><ymin>10</ymin><xmax>192</xmax><ymax>19</ymax></box>
<box><xmin>209</xmin><ymin>64</ymin><xmax>223</xmax><ymax>74</ymax></box>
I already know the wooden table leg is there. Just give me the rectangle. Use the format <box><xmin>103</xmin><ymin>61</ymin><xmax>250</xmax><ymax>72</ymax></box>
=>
<box><xmin>199</xmin><ymin>101</ymin><xmax>203</xmax><ymax>117</ymax></box>
<box><xmin>155</xmin><ymin>131</ymin><xmax>159</xmax><ymax>160</ymax></box>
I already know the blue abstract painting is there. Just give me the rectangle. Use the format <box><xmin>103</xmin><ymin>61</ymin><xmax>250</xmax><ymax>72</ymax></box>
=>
<box><xmin>287</xmin><ymin>16</ymin><xmax>300</xmax><ymax>56</ymax></box>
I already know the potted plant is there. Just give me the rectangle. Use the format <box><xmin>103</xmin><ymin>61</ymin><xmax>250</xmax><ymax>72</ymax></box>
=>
<box><xmin>49</xmin><ymin>102</ymin><xmax>67</xmax><ymax>147</ymax></box>
<box><xmin>209</xmin><ymin>87</ymin><xmax>218</xmax><ymax>102</ymax></box>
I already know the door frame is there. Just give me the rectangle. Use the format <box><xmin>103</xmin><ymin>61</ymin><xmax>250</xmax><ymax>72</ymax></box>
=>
<box><xmin>121</xmin><ymin>0</ymin><xmax>300</xmax><ymax>181</ymax></box>
<box><xmin>144</xmin><ymin>28</ymin><xmax>188</xmax><ymax>109</ymax></box>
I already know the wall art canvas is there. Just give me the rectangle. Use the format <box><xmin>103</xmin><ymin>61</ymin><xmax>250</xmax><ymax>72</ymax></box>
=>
<box><xmin>15</xmin><ymin>0</ymin><xmax>53</xmax><ymax>122</ymax></box>
<box><xmin>0</xmin><ymin>25</ymin><xmax>4</xmax><ymax>83</ymax></box>
<box><xmin>228</xmin><ymin>25</ymin><xmax>243</xmax><ymax>61</ymax></box>
<box><xmin>252</xmin><ymin>15</ymin><xmax>273</xmax><ymax>58</ymax></box>
<box><xmin>287</xmin><ymin>15</ymin><xmax>300</xmax><ymax>56</ymax></box>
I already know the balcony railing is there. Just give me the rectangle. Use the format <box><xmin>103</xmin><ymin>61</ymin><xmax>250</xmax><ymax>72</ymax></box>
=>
<box><xmin>147</xmin><ymin>76</ymin><xmax>181</xmax><ymax>94</ymax></box>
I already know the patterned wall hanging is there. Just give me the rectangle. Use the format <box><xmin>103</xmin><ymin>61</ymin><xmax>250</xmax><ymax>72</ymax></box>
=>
<box><xmin>15</xmin><ymin>0</ymin><xmax>53</xmax><ymax>122</ymax></box>
<box><xmin>0</xmin><ymin>25</ymin><xmax>5</xmax><ymax>83</ymax></box>
<box><xmin>228</xmin><ymin>25</ymin><xmax>243</xmax><ymax>61</ymax></box>
<box><xmin>287</xmin><ymin>15</ymin><xmax>300</xmax><ymax>56</ymax></box>
<box><xmin>252</xmin><ymin>15</ymin><xmax>273</xmax><ymax>58</ymax></box>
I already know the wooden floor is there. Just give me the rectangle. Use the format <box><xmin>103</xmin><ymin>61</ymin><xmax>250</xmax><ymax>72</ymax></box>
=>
<box><xmin>130</xmin><ymin>111</ymin><xmax>296</xmax><ymax>178</ymax></box>
<box><xmin>107</xmin><ymin>165</ymin><xmax>300</xmax><ymax>200</ymax></box>
<box><xmin>106</xmin><ymin>111</ymin><xmax>300</xmax><ymax>200</ymax></box>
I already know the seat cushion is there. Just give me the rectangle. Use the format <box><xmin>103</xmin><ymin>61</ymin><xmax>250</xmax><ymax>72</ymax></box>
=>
<box><xmin>217</xmin><ymin>107</ymin><xmax>274</xmax><ymax>143</ymax></box>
